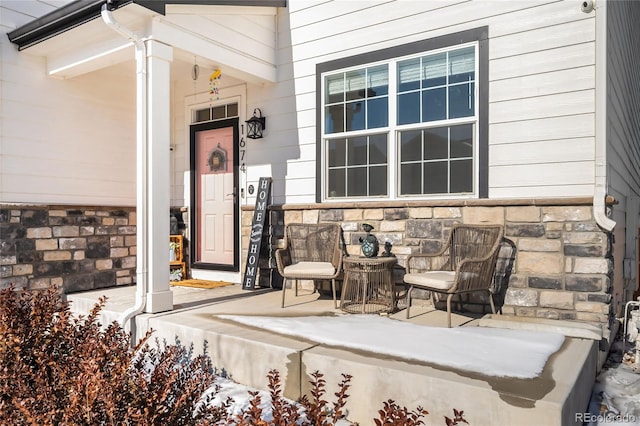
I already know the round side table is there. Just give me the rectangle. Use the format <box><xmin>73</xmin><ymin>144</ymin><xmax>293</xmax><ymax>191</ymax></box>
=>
<box><xmin>340</xmin><ymin>256</ymin><xmax>397</xmax><ymax>314</ymax></box>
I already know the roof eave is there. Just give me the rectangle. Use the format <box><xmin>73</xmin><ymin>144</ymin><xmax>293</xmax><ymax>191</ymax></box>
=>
<box><xmin>6</xmin><ymin>0</ymin><xmax>286</xmax><ymax>51</ymax></box>
<box><xmin>9</xmin><ymin>1</ymin><xmax>105</xmax><ymax>51</ymax></box>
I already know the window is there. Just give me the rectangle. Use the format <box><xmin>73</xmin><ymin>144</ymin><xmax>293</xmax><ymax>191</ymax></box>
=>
<box><xmin>399</xmin><ymin>124</ymin><xmax>473</xmax><ymax>195</ymax></box>
<box><xmin>317</xmin><ymin>28</ymin><xmax>487</xmax><ymax>202</ymax></box>
<box><xmin>194</xmin><ymin>103</ymin><xmax>238</xmax><ymax>123</ymax></box>
<box><xmin>325</xmin><ymin>65</ymin><xmax>389</xmax><ymax>197</ymax></box>
<box><xmin>327</xmin><ymin>134</ymin><xmax>388</xmax><ymax>197</ymax></box>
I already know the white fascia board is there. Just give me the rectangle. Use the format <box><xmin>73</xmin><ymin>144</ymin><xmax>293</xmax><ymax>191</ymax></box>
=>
<box><xmin>151</xmin><ymin>19</ymin><xmax>276</xmax><ymax>84</ymax></box>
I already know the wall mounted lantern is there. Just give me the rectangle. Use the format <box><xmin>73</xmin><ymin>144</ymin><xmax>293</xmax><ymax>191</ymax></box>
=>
<box><xmin>245</xmin><ymin>108</ymin><xmax>266</xmax><ymax>139</ymax></box>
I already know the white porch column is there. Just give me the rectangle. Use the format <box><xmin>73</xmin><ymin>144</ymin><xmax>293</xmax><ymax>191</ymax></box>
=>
<box><xmin>145</xmin><ymin>39</ymin><xmax>173</xmax><ymax>313</ymax></box>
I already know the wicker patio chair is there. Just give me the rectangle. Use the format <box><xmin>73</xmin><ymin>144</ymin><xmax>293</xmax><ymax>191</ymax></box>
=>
<box><xmin>276</xmin><ymin>223</ymin><xmax>343</xmax><ymax>308</ymax></box>
<box><xmin>403</xmin><ymin>224</ymin><xmax>504</xmax><ymax>327</ymax></box>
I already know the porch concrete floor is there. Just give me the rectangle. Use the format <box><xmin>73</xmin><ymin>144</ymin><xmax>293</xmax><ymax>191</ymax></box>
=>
<box><xmin>67</xmin><ymin>284</ymin><xmax>598</xmax><ymax>426</ymax></box>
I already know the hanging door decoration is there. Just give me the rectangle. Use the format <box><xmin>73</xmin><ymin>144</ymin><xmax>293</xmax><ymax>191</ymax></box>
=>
<box><xmin>208</xmin><ymin>143</ymin><xmax>227</xmax><ymax>173</ymax></box>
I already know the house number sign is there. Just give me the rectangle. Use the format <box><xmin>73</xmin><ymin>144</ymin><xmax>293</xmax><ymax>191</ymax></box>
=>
<box><xmin>242</xmin><ymin>177</ymin><xmax>272</xmax><ymax>290</ymax></box>
<box><xmin>239</xmin><ymin>137</ymin><xmax>246</xmax><ymax>172</ymax></box>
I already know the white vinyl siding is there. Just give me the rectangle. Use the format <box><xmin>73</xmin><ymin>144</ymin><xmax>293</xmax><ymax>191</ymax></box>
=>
<box><xmin>1</xmin><ymin>1</ymin><xmax>137</xmax><ymax>205</ymax></box>
<box><xmin>2</xmin><ymin>1</ymin><xmax>609</xmax><ymax>206</ymax></box>
<box><xmin>490</xmin><ymin>114</ymin><xmax>595</xmax><ymax>145</ymax></box>
<box><xmin>275</xmin><ymin>0</ymin><xmax>597</xmax><ymax>203</ymax></box>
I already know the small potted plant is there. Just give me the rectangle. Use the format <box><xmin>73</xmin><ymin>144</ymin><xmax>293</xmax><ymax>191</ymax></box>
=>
<box><xmin>169</xmin><ymin>268</ymin><xmax>183</xmax><ymax>282</ymax></box>
<box><xmin>169</xmin><ymin>241</ymin><xmax>179</xmax><ymax>262</ymax></box>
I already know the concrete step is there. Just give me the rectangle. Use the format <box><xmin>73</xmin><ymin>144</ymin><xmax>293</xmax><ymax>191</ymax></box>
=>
<box><xmin>67</xmin><ymin>285</ymin><xmax>598</xmax><ymax>425</ymax></box>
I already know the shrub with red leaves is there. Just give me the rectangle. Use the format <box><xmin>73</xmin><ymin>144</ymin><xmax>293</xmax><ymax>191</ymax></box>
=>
<box><xmin>0</xmin><ymin>285</ymin><xmax>224</xmax><ymax>425</ymax></box>
<box><xmin>0</xmin><ymin>284</ymin><xmax>468</xmax><ymax>425</ymax></box>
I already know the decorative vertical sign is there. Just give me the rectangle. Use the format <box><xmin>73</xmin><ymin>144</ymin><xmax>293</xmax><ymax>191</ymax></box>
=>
<box><xmin>242</xmin><ymin>177</ymin><xmax>272</xmax><ymax>290</ymax></box>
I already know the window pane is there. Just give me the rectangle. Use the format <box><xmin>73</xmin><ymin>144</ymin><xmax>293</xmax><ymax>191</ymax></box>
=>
<box><xmin>448</xmin><ymin>46</ymin><xmax>475</xmax><ymax>84</ymax></box>
<box><xmin>325</xmin><ymin>67</ymin><xmax>388</xmax><ymax>132</ymax></box>
<box><xmin>422</xmin><ymin>87</ymin><xmax>446</xmax><ymax>122</ymax></box>
<box><xmin>328</xmin><ymin>169</ymin><xmax>345</xmax><ymax>197</ymax></box>
<box><xmin>345</xmin><ymin>101</ymin><xmax>365</xmax><ymax>131</ymax></box>
<box><xmin>450</xmin><ymin>124</ymin><xmax>473</xmax><ymax>158</ymax></box>
<box><xmin>368</xmin><ymin>65</ymin><xmax>388</xmax><ymax>97</ymax></box>
<box><xmin>424</xmin><ymin>161</ymin><xmax>448</xmax><ymax>193</ymax></box>
<box><xmin>367</xmin><ymin>97</ymin><xmax>388</xmax><ymax>128</ymax></box>
<box><xmin>369</xmin><ymin>165</ymin><xmax>388</xmax><ymax>196</ymax></box>
<box><xmin>325</xmin><ymin>104</ymin><xmax>344</xmax><ymax>133</ymax></box>
<box><xmin>348</xmin><ymin>137</ymin><xmax>368</xmax><ymax>166</ymax></box>
<box><xmin>328</xmin><ymin>138</ymin><xmax>346</xmax><ymax>167</ymax></box>
<box><xmin>401</xmin><ymin>163</ymin><xmax>422</xmax><ymax>195</ymax></box>
<box><xmin>398</xmin><ymin>58</ymin><xmax>420</xmax><ymax>92</ymax></box>
<box><xmin>400</xmin><ymin>130</ymin><xmax>422</xmax><ymax>162</ymax></box>
<box><xmin>227</xmin><ymin>103</ymin><xmax>238</xmax><ymax>117</ymax></box>
<box><xmin>397</xmin><ymin>92</ymin><xmax>420</xmax><ymax>125</ymax></box>
<box><xmin>369</xmin><ymin>134</ymin><xmax>388</xmax><ymax>164</ymax></box>
<box><xmin>450</xmin><ymin>159</ymin><xmax>473</xmax><ymax>193</ymax></box>
<box><xmin>326</xmin><ymin>74</ymin><xmax>344</xmax><ymax>103</ymax></box>
<box><xmin>424</xmin><ymin>127</ymin><xmax>448</xmax><ymax>160</ymax></box>
<box><xmin>422</xmin><ymin>52</ymin><xmax>446</xmax><ymax>88</ymax></box>
<box><xmin>347</xmin><ymin>167</ymin><xmax>367</xmax><ymax>196</ymax></box>
<box><xmin>346</xmin><ymin>69</ymin><xmax>366</xmax><ymax>101</ymax></box>
<box><xmin>195</xmin><ymin>108</ymin><xmax>209</xmax><ymax>122</ymax></box>
<box><xmin>448</xmin><ymin>83</ymin><xmax>474</xmax><ymax>118</ymax></box>
<box><xmin>212</xmin><ymin>105</ymin><xmax>225</xmax><ymax>119</ymax></box>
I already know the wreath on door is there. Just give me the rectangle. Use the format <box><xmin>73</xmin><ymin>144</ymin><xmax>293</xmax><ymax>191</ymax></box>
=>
<box><xmin>208</xmin><ymin>144</ymin><xmax>227</xmax><ymax>172</ymax></box>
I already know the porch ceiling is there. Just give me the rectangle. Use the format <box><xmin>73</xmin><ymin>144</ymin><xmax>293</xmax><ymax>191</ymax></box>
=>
<box><xmin>11</xmin><ymin>2</ymin><xmax>280</xmax><ymax>84</ymax></box>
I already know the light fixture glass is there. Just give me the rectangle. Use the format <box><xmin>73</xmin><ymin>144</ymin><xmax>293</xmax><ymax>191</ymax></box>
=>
<box><xmin>245</xmin><ymin>108</ymin><xmax>266</xmax><ymax>139</ymax></box>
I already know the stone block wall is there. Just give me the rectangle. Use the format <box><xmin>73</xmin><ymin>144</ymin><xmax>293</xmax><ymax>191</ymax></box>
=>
<box><xmin>244</xmin><ymin>200</ymin><xmax>614</xmax><ymax>332</ymax></box>
<box><xmin>0</xmin><ymin>206</ymin><xmax>137</xmax><ymax>293</ymax></box>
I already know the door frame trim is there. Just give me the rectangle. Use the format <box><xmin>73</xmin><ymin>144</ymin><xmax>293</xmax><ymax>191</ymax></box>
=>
<box><xmin>189</xmin><ymin>118</ymin><xmax>240</xmax><ymax>271</ymax></box>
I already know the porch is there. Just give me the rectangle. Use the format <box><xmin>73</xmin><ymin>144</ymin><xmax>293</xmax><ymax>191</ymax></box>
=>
<box><xmin>67</xmin><ymin>283</ymin><xmax>600</xmax><ymax>426</ymax></box>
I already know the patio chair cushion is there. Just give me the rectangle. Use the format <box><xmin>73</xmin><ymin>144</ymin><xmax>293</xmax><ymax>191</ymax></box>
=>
<box><xmin>403</xmin><ymin>271</ymin><xmax>456</xmax><ymax>290</ymax></box>
<box><xmin>283</xmin><ymin>261</ymin><xmax>336</xmax><ymax>278</ymax></box>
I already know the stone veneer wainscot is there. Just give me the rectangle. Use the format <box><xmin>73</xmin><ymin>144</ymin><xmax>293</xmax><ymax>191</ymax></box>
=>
<box><xmin>242</xmin><ymin>197</ymin><xmax>615</xmax><ymax>334</ymax></box>
<box><xmin>0</xmin><ymin>206</ymin><xmax>136</xmax><ymax>293</ymax></box>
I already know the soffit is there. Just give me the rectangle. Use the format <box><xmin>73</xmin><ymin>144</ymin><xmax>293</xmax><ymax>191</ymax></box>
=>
<box><xmin>13</xmin><ymin>2</ymin><xmax>280</xmax><ymax>83</ymax></box>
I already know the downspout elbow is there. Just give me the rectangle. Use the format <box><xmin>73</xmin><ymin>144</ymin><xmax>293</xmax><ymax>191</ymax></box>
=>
<box><xmin>594</xmin><ymin>189</ymin><xmax>616</xmax><ymax>232</ymax></box>
<box><xmin>101</xmin><ymin>3</ymin><xmax>142</xmax><ymax>47</ymax></box>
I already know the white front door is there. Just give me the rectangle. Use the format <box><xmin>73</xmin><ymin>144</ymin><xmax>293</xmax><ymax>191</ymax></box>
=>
<box><xmin>192</xmin><ymin>120</ymin><xmax>238</xmax><ymax>269</ymax></box>
<box><xmin>200</xmin><ymin>160</ymin><xmax>234</xmax><ymax>264</ymax></box>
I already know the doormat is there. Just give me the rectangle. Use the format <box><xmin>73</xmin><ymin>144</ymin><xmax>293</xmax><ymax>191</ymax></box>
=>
<box><xmin>171</xmin><ymin>279</ymin><xmax>233</xmax><ymax>289</ymax></box>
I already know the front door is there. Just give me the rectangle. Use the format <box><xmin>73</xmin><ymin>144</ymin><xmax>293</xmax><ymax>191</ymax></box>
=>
<box><xmin>190</xmin><ymin>119</ymin><xmax>239</xmax><ymax>270</ymax></box>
